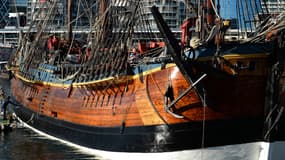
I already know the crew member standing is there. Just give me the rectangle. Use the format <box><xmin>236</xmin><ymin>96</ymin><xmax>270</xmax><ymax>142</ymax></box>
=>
<box><xmin>47</xmin><ymin>35</ymin><xmax>60</xmax><ymax>64</ymax></box>
<box><xmin>0</xmin><ymin>87</ymin><xmax>4</xmax><ymax>104</ymax></box>
<box><xmin>1</xmin><ymin>96</ymin><xmax>17</xmax><ymax>120</ymax></box>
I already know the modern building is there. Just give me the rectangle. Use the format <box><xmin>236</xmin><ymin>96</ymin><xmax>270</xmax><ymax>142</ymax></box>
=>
<box><xmin>26</xmin><ymin>0</ymin><xmax>97</xmax><ymax>29</ymax></box>
<box><xmin>141</xmin><ymin>0</ymin><xmax>192</xmax><ymax>32</ymax></box>
<box><xmin>26</xmin><ymin>0</ymin><xmax>64</xmax><ymax>27</ymax></box>
<box><xmin>11</xmin><ymin>0</ymin><xmax>27</xmax><ymax>13</ymax></box>
<box><xmin>25</xmin><ymin>0</ymin><xmax>192</xmax><ymax>32</ymax></box>
<box><xmin>261</xmin><ymin>0</ymin><xmax>285</xmax><ymax>14</ymax></box>
<box><xmin>0</xmin><ymin>0</ymin><xmax>10</xmax><ymax>28</ymax></box>
<box><xmin>0</xmin><ymin>0</ymin><xmax>25</xmax><ymax>45</ymax></box>
<box><xmin>0</xmin><ymin>0</ymin><xmax>27</xmax><ymax>28</ymax></box>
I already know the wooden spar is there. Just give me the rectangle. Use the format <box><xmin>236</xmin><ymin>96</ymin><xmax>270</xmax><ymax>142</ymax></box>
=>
<box><xmin>100</xmin><ymin>0</ymin><xmax>109</xmax><ymax>43</ymax></box>
<box><xmin>66</xmin><ymin>0</ymin><xmax>72</xmax><ymax>41</ymax></box>
<box><xmin>100</xmin><ymin>0</ymin><xmax>107</xmax><ymax>13</ymax></box>
<box><xmin>217</xmin><ymin>0</ymin><xmax>220</xmax><ymax>15</ymax></box>
<box><xmin>150</xmin><ymin>6</ymin><xmax>234</xmax><ymax>82</ymax></box>
<box><xmin>206</xmin><ymin>0</ymin><xmax>215</xmax><ymax>26</ymax></box>
<box><xmin>150</xmin><ymin>6</ymin><xmax>195</xmax><ymax>85</ymax></box>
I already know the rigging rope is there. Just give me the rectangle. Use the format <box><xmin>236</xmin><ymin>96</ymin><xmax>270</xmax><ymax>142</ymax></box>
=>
<box><xmin>210</xmin><ymin>0</ymin><xmax>220</xmax><ymax>19</ymax></box>
<box><xmin>16</xmin><ymin>0</ymin><xmax>169</xmax><ymax>83</ymax></box>
<box><xmin>24</xmin><ymin>1</ymin><xmax>58</xmax><ymax>63</ymax></box>
<box><xmin>244</xmin><ymin>12</ymin><xmax>285</xmax><ymax>43</ymax></box>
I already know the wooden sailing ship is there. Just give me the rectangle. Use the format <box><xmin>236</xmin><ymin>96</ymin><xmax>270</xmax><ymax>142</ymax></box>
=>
<box><xmin>6</xmin><ymin>0</ymin><xmax>285</xmax><ymax>153</ymax></box>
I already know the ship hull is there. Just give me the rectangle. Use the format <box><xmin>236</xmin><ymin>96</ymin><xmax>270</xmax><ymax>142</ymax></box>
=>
<box><xmin>9</xmin><ymin>51</ymin><xmax>281</xmax><ymax>152</ymax></box>
<box><xmin>13</xmin><ymin>103</ymin><xmax>265</xmax><ymax>152</ymax></box>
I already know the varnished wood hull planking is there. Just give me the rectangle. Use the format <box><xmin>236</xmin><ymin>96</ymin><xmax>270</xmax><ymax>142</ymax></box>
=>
<box><xmin>10</xmin><ymin>53</ymin><xmax>271</xmax><ymax>152</ymax></box>
<box><xmin>12</xmin><ymin>65</ymin><xmax>221</xmax><ymax>127</ymax></box>
<box><xmin>199</xmin><ymin>54</ymin><xmax>270</xmax><ymax>117</ymax></box>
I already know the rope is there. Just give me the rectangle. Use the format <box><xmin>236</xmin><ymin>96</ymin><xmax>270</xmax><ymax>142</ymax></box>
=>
<box><xmin>66</xmin><ymin>0</ymin><xmax>82</xmax><ymax>57</ymax></box>
<box><xmin>210</xmin><ymin>0</ymin><xmax>220</xmax><ymax>19</ymax></box>
<box><xmin>19</xmin><ymin>0</ymin><xmax>58</xmax><ymax>75</ymax></box>
<box><xmin>26</xmin><ymin>113</ymin><xmax>35</xmax><ymax>123</ymax></box>
<box><xmin>264</xmin><ymin>106</ymin><xmax>284</xmax><ymax>139</ymax></box>
<box><xmin>243</xmin><ymin>12</ymin><xmax>285</xmax><ymax>43</ymax></box>
<box><xmin>201</xmin><ymin>88</ymin><xmax>207</xmax><ymax>160</ymax></box>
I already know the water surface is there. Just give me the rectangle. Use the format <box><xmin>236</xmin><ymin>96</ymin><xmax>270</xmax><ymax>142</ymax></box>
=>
<box><xmin>0</xmin><ymin>128</ymin><xmax>98</xmax><ymax>160</ymax></box>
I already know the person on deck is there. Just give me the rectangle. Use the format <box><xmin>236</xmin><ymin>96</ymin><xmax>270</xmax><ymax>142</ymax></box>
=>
<box><xmin>47</xmin><ymin>35</ymin><xmax>60</xmax><ymax>64</ymax></box>
<box><xmin>0</xmin><ymin>87</ymin><xmax>4</xmax><ymax>105</ymax></box>
<box><xmin>1</xmin><ymin>96</ymin><xmax>17</xmax><ymax>120</ymax></box>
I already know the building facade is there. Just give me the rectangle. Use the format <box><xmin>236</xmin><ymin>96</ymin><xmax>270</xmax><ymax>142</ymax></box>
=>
<box><xmin>261</xmin><ymin>0</ymin><xmax>285</xmax><ymax>14</ymax></box>
<box><xmin>24</xmin><ymin>0</ymin><xmax>195</xmax><ymax>31</ymax></box>
<box><xmin>141</xmin><ymin>0</ymin><xmax>192</xmax><ymax>31</ymax></box>
<box><xmin>0</xmin><ymin>0</ymin><xmax>27</xmax><ymax>28</ymax></box>
<box><xmin>26</xmin><ymin>0</ymin><xmax>64</xmax><ymax>26</ymax></box>
<box><xmin>26</xmin><ymin>0</ymin><xmax>96</xmax><ymax>28</ymax></box>
<box><xmin>0</xmin><ymin>0</ymin><xmax>10</xmax><ymax>28</ymax></box>
<box><xmin>11</xmin><ymin>0</ymin><xmax>27</xmax><ymax>12</ymax></box>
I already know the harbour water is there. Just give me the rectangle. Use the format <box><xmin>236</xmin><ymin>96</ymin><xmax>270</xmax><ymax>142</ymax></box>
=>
<box><xmin>0</xmin><ymin>128</ymin><xmax>99</xmax><ymax>160</ymax></box>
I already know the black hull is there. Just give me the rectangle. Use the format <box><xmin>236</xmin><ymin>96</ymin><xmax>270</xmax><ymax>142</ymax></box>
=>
<box><xmin>12</xmin><ymin>105</ymin><xmax>272</xmax><ymax>153</ymax></box>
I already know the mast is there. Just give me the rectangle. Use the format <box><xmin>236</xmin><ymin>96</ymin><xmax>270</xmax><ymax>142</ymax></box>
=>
<box><xmin>66</xmin><ymin>0</ymin><xmax>72</xmax><ymax>41</ymax></box>
<box><xmin>217</xmin><ymin>0</ymin><xmax>220</xmax><ymax>16</ymax></box>
<box><xmin>100</xmin><ymin>0</ymin><xmax>110</xmax><ymax>42</ymax></box>
<box><xmin>206</xmin><ymin>0</ymin><xmax>215</xmax><ymax>26</ymax></box>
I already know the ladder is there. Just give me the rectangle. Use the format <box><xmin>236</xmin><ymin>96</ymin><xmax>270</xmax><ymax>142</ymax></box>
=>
<box><xmin>38</xmin><ymin>85</ymin><xmax>50</xmax><ymax>116</ymax></box>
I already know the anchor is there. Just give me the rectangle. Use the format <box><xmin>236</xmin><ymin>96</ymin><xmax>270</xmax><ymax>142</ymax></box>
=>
<box><xmin>164</xmin><ymin>74</ymin><xmax>207</xmax><ymax>119</ymax></box>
